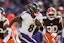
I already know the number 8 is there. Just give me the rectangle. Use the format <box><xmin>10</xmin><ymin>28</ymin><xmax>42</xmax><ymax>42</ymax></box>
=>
<box><xmin>28</xmin><ymin>24</ymin><xmax>34</xmax><ymax>32</ymax></box>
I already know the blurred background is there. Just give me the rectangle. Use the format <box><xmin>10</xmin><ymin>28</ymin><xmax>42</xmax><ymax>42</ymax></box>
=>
<box><xmin>0</xmin><ymin>0</ymin><xmax>64</xmax><ymax>16</ymax></box>
<box><xmin>0</xmin><ymin>0</ymin><xmax>64</xmax><ymax>43</ymax></box>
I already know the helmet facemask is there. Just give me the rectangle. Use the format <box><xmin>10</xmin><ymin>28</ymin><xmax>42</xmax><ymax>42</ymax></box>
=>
<box><xmin>46</xmin><ymin>7</ymin><xmax>57</xmax><ymax>20</ymax></box>
<box><xmin>27</xmin><ymin>2</ymin><xmax>40</xmax><ymax>16</ymax></box>
<box><xmin>47</xmin><ymin>14</ymin><xmax>56</xmax><ymax>20</ymax></box>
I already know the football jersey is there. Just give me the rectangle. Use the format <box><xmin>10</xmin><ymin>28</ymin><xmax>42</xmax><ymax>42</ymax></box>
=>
<box><xmin>18</xmin><ymin>11</ymin><xmax>43</xmax><ymax>37</ymax></box>
<box><xmin>19</xmin><ymin>11</ymin><xmax>36</xmax><ymax>37</ymax></box>
<box><xmin>0</xmin><ymin>17</ymin><xmax>7</xmax><ymax>32</ymax></box>
<box><xmin>0</xmin><ymin>17</ymin><xmax>7</xmax><ymax>38</ymax></box>
<box><xmin>43</xmin><ymin>16</ymin><xmax>62</xmax><ymax>33</ymax></box>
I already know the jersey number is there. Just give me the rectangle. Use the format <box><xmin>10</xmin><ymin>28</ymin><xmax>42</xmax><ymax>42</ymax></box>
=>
<box><xmin>28</xmin><ymin>24</ymin><xmax>34</xmax><ymax>32</ymax></box>
<box><xmin>0</xmin><ymin>28</ymin><xmax>4</xmax><ymax>33</ymax></box>
<box><xmin>47</xmin><ymin>25</ymin><xmax>58</xmax><ymax>33</ymax></box>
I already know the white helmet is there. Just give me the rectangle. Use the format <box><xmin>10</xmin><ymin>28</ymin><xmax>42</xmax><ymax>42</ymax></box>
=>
<box><xmin>46</xmin><ymin>7</ymin><xmax>57</xmax><ymax>20</ymax></box>
<box><xmin>0</xmin><ymin>7</ymin><xmax>5</xmax><ymax>15</ymax></box>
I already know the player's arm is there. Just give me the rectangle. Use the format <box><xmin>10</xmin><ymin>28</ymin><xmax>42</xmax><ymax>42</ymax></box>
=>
<box><xmin>58</xmin><ymin>16</ymin><xmax>63</xmax><ymax>35</ymax></box>
<box><xmin>3</xmin><ymin>19</ymin><xmax>9</xmax><ymax>29</ymax></box>
<box><xmin>9</xmin><ymin>16</ymin><xmax>23</xmax><ymax>28</ymax></box>
<box><xmin>59</xmin><ymin>16</ymin><xmax>63</xmax><ymax>23</ymax></box>
<box><xmin>35</xmin><ymin>18</ymin><xmax>43</xmax><ymax>31</ymax></box>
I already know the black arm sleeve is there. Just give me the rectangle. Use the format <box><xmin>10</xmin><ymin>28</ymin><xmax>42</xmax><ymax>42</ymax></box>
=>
<box><xmin>40</xmin><ymin>26</ymin><xmax>43</xmax><ymax>31</ymax></box>
<box><xmin>3</xmin><ymin>19</ymin><xmax>8</xmax><ymax>30</ymax></box>
<box><xmin>8</xmin><ymin>16</ymin><xmax>22</xmax><ymax>28</ymax></box>
<box><xmin>58</xmin><ymin>23</ymin><xmax>63</xmax><ymax>35</ymax></box>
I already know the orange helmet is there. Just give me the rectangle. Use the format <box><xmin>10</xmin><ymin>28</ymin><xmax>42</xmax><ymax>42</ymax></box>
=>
<box><xmin>46</xmin><ymin>7</ymin><xmax>57</xmax><ymax>18</ymax></box>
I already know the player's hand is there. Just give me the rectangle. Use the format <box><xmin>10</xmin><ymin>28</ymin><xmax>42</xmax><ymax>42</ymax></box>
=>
<box><xmin>59</xmin><ymin>17</ymin><xmax>63</xmax><ymax>23</ymax></box>
<box><xmin>35</xmin><ymin>19</ymin><xmax>41</xmax><ymax>26</ymax></box>
<box><xmin>57</xmin><ymin>30</ymin><xmax>62</xmax><ymax>35</ymax></box>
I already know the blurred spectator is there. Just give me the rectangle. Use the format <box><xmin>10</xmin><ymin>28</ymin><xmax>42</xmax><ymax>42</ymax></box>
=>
<box><xmin>22</xmin><ymin>4</ymin><xmax>28</xmax><ymax>11</ymax></box>
<box><xmin>0</xmin><ymin>0</ymin><xmax>63</xmax><ymax>16</ymax></box>
<box><xmin>42</xmin><ymin>0</ymin><xmax>50</xmax><ymax>10</ymax></box>
<box><xmin>58</xmin><ymin>6</ymin><xmax>64</xmax><ymax>27</ymax></box>
<box><xmin>49</xmin><ymin>3</ymin><xmax>54</xmax><ymax>7</ymax></box>
<box><xmin>58</xmin><ymin>6</ymin><xmax>64</xmax><ymax>16</ymax></box>
<box><xmin>53</xmin><ymin>0</ymin><xmax>58</xmax><ymax>8</ymax></box>
<box><xmin>58</xmin><ymin>0</ymin><xmax>64</xmax><ymax>6</ymax></box>
<box><xmin>7</xmin><ymin>2</ymin><xmax>16</xmax><ymax>13</ymax></box>
<box><xmin>1</xmin><ymin>0</ymin><xmax>10</xmax><ymax>12</ymax></box>
<box><xmin>38</xmin><ymin>1</ymin><xmax>46</xmax><ymax>16</ymax></box>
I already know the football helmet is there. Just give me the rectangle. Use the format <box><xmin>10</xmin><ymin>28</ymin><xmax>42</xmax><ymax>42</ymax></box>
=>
<box><xmin>0</xmin><ymin>7</ymin><xmax>5</xmax><ymax>15</ymax></box>
<box><xmin>27</xmin><ymin>2</ymin><xmax>40</xmax><ymax>14</ymax></box>
<box><xmin>46</xmin><ymin>7</ymin><xmax>57</xmax><ymax>20</ymax></box>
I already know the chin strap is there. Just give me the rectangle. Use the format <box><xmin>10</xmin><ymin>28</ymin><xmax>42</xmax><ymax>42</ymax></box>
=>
<box><xmin>48</xmin><ymin>17</ymin><xmax>55</xmax><ymax>20</ymax></box>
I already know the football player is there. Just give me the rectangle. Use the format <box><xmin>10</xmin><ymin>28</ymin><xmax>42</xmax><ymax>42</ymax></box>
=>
<box><xmin>42</xmin><ymin>7</ymin><xmax>63</xmax><ymax>43</ymax></box>
<box><xmin>8</xmin><ymin>2</ymin><xmax>43</xmax><ymax>43</ymax></box>
<box><xmin>0</xmin><ymin>7</ymin><xmax>11</xmax><ymax>43</ymax></box>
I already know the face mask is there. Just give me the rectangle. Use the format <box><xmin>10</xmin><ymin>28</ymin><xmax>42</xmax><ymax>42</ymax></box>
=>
<box><xmin>34</xmin><ymin>12</ymin><xmax>40</xmax><ymax>16</ymax></box>
<box><xmin>48</xmin><ymin>17</ymin><xmax>55</xmax><ymax>20</ymax></box>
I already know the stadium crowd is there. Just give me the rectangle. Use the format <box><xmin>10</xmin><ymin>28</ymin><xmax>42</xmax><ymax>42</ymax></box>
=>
<box><xmin>0</xmin><ymin>0</ymin><xmax>64</xmax><ymax>16</ymax></box>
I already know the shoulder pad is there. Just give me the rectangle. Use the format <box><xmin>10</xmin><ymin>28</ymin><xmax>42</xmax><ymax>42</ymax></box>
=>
<box><xmin>56</xmin><ymin>16</ymin><xmax>62</xmax><ymax>19</ymax></box>
<box><xmin>21</xmin><ymin>11</ymin><xmax>27</xmax><ymax>15</ymax></box>
<box><xmin>20</xmin><ymin>11</ymin><xmax>29</xmax><ymax>16</ymax></box>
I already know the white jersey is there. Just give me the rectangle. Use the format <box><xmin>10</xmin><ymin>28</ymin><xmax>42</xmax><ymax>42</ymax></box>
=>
<box><xmin>19</xmin><ymin>11</ymin><xmax>36</xmax><ymax>37</ymax></box>
<box><xmin>18</xmin><ymin>11</ymin><xmax>43</xmax><ymax>37</ymax></box>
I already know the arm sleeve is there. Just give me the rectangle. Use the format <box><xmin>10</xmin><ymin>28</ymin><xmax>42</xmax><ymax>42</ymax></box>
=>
<box><xmin>3</xmin><ymin>19</ymin><xmax>9</xmax><ymax>29</ymax></box>
<box><xmin>3</xmin><ymin>27</ymin><xmax>12</xmax><ymax>43</ymax></box>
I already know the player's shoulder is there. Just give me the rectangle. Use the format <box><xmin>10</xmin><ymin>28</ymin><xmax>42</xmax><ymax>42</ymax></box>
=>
<box><xmin>20</xmin><ymin>11</ymin><xmax>30</xmax><ymax>16</ymax></box>
<box><xmin>21</xmin><ymin>11</ymin><xmax>27</xmax><ymax>15</ymax></box>
<box><xmin>20</xmin><ymin>11</ymin><xmax>31</xmax><ymax>19</ymax></box>
<box><xmin>56</xmin><ymin>16</ymin><xmax>62</xmax><ymax>19</ymax></box>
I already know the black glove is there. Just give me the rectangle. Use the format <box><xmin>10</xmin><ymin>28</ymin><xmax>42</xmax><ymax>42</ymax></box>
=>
<box><xmin>2</xmin><ymin>42</ymin><xmax>5</xmax><ymax>43</ymax></box>
<box><xmin>57</xmin><ymin>30</ymin><xmax>62</xmax><ymax>35</ymax></box>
